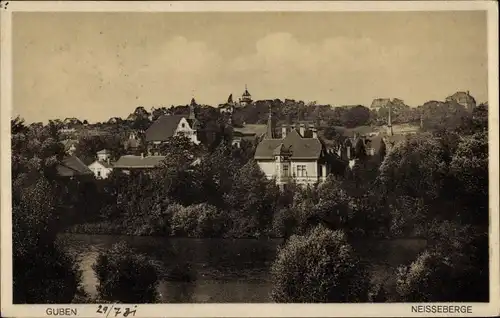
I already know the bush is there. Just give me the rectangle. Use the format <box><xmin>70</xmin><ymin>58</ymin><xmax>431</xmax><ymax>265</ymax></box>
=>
<box><xmin>271</xmin><ymin>225</ymin><xmax>370</xmax><ymax>302</ymax></box>
<box><xmin>93</xmin><ymin>242</ymin><xmax>160</xmax><ymax>303</ymax></box>
<box><xmin>13</xmin><ymin>241</ymin><xmax>82</xmax><ymax>304</ymax></box>
<box><xmin>171</xmin><ymin>203</ymin><xmax>227</xmax><ymax>237</ymax></box>
<box><xmin>395</xmin><ymin>250</ymin><xmax>455</xmax><ymax>302</ymax></box>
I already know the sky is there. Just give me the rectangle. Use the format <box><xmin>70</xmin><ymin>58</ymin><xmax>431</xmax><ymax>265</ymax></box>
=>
<box><xmin>12</xmin><ymin>11</ymin><xmax>488</xmax><ymax>123</ymax></box>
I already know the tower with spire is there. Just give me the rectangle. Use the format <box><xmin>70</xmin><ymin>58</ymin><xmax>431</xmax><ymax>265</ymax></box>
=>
<box><xmin>239</xmin><ymin>84</ymin><xmax>253</xmax><ymax>107</ymax></box>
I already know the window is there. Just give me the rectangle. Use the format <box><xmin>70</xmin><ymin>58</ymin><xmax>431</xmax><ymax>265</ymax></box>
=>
<box><xmin>297</xmin><ymin>165</ymin><xmax>307</xmax><ymax>177</ymax></box>
<box><xmin>181</xmin><ymin>123</ymin><xmax>185</xmax><ymax>128</ymax></box>
<box><xmin>283</xmin><ymin>164</ymin><xmax>289</xmax><ymax>177</ymax></box>
<box><xmin>97</xmin><ymin>170</ymin><xmax>101</xmax><ymax>177</ymax></box>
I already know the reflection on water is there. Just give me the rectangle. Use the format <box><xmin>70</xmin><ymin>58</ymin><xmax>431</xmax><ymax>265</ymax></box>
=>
<box><xmin>57</xmin><ymin>234</ymin><xmax>427</xmax><ymax>303</ymax></box>
<box><xmin>57</xmin><ymin>234</ymin><xmax>282</xmax><ymax>303</ymax></box>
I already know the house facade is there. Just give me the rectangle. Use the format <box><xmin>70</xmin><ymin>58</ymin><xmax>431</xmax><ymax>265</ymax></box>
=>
<box><xmin>145</xmin><ymin>98</ymin><xmax>201</xmax><ymax>150</ymax></box>
<box><xmin>254</xmin><ymin>109</ymin><xmax>331</xmax><ymax>187</ymax></box>
<box><xmin>88</xmin><ymin>149</ymin><xmax>114</xmax><ymax>179</ymax></box>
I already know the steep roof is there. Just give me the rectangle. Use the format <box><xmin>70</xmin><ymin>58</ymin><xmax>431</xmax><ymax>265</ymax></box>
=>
<box><xmin>56</xmin><ymin>155</ymin><xmax>94</xmax><ymax>177</ymax></box>
<box><xmin>254</xmin><ymin>129</ymin><xmax>323</xmax><ymax>160</ymax></box>
<box><xmin>113</xmin><ymin>155</ymin><xmax>166</xmax><ymax>169</ymax></box>
<box><xmin>145</xmin><ymin>115</ymin><xmax>185</xmax><ymax>142</ymax></box>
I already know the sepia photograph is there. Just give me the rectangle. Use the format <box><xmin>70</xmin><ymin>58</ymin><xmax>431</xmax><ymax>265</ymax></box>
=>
<box><xmin>1</xmin><ymin>1</ymin><xmax>499</xmax><ymax>317</ymax></box>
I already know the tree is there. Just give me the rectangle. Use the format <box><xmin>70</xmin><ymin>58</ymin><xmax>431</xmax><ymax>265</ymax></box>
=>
<box><xmin>12</xmin><ymin>121</ymin><xmax>83</xmax><ymax>303</ymax></box>
<box><xmin>396</xmin><ymin>250</ymin><xmax>455</xmax><ymax>302</ymax></box>
<box><xmin>93</xmin><ymin>242</ymin><xmax>160</xmax><ymax>303</ymax></box>
<box><xmin>341</xmin><ymin>105</ymin><xmax>371</xmax><ymax>128</ymax></box>
<box><xmin>271</xmin><ymin>226</ymin><xmax>370</xmax><ymax>302</ymax></box>
<box><xmin>223</xmin><ymin>160</ymin><xmax>280</xmax><ymax>237</ymax></box>
<box><xmin>449</xmin><ymin>132</ymin><xmax>488</xmax><ymax>225</ymax></box>
<box><xmin>378</xmin><ymin>134</ymin><xmax>448</xmax><ymax>202</ymax></box>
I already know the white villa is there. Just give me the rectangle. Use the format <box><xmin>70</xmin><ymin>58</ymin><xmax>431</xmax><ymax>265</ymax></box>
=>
<box><xmin>145</xmin><ymin>98</ymin><xmax>201</xmax><ymax>151</ymax></box>
<box><xmin>88</xmin><ymin>149</ymin><xmax>114</xmax><ymax>179</ymax></box>
<box><xmin>254</xmin><ymin>108</ymin><xmax>332</xmax><ymax>187</ymax></box>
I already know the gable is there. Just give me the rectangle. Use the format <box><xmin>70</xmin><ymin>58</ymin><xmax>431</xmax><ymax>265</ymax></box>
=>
<box><xmin>175</xmin><ymin>117</ymin><xmax>194</xmax><ymax>134</ymax></box>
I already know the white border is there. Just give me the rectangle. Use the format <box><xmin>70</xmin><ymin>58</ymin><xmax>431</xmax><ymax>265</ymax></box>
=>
<box><xmin>1</xmin><ymin>1</ymin><xmax>499</xmax><ymax>317</ymax></box>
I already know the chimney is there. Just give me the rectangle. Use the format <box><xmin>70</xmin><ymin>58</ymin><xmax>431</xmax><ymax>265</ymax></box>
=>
<box><xmin>141</xmin><ymin>153</ymin><xmax>144</xmax><ymax>159</ymax></box>
<box><xmin>299</xmin><ymin>123</ymin><xmax>305</xmax><ymax>137</ymax></box>
<box><xmin>312</xmin><ymin>128</ymin><xmax>318</xmax><ymax>139</ymax></box>
<box><xmin>107</xmin><ymin>157</ymin><xmax>110</xmax><ymax>165</ymax></box>
<box><xmin>281</xmin><ymin>125</ymin><xmax>288</xmax><ymax>138</ymax></box>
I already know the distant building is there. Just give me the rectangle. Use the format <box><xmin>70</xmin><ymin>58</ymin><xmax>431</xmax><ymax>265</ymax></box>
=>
<box><xmin>231</xmin><ymin>124</ymin><xmax>268</xmax><ymax>148</ymax></box>
<box><xmin>370</xmin><ymin>98</ymin><xmax>391</xmax><ymax>111</ymax></box>
<box><xmin>60</xmin><ymin>139</ymin><xmax>78</xmax><ymax>156</ymax></box>
<box><xmin>238</xmin><ymin>85</ymin><xmax>253</xmax><ymax>107</ymax></box>
<box><xmin>123</xmin><ymin>131</ymin><xmax>142</xmax><ymax>154</ymax></box>
<box><xmin>113</xmin><ymin>154</ymin><xmax>166</xmax><ymax>174</ymax></box>
<box><xmin>445</xmin><ymin>91</ymin><xmax>476</xmax><ymax>111</ymax></box>
<box><xmin>145</xmin><ymin>98</ymin><xmax>201</xmax><ymax>149</ymax></box>
<box><xmin>56</xmin><ymin>155</ymin><xmax>94</xmax><ymax>180</ymax></box>
<box><xmin>88</xmin><ymin>149</ymin><xmax>114</xmax><ymax>179</ymax></box>
<box><xmin>254</xmin><ymin>106</ymin><xmax>334</xmax><ymax>187</ymax></box>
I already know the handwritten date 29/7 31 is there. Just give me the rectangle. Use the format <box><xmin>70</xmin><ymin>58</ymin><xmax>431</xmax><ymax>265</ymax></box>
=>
<box><xmin>96</xmin><ymin>304</ymin><xmax>138</xmax><ymax>317</ymax></box>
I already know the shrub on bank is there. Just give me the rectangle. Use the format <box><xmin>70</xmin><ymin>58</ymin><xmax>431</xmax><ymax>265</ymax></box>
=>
<box><xmin>92</xmin><ymin>242</ymin><xmax>160</xmax><ymax>303</ymax></box>
<box><xmin>170</xmin><ymin>203</ymin><xmax>227</xmax><ymax>237</ymax></box>
<box><xmin>271</xmin><ymin>225</ymin><xmax>371</xmax><ymax>302</ymax></box>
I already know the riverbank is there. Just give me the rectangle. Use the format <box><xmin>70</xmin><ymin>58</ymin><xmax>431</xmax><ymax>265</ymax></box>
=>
<box><xmin>58</xmin><ymin>233</ymin><xmax>427</xmax><ymax>303</ymax></box>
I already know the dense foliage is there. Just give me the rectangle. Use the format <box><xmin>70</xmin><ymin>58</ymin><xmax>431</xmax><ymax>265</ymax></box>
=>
<box><xmin>271</xmin><ymin>226</ymin><xmax>370</xmax><ymax>302</ymax></box>
<box><xmin>93</xmin><ymin>242</ymin><xmax>160</xmax><ymax>303</ymax></box>
<box><xmin>11</xmin><ymin>117</ymin><xmax>84</xmax><ymax>303</ymax></box>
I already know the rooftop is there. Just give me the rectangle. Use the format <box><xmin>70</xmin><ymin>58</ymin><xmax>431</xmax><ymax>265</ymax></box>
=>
<box><xmin>255</xmin><ymin>128</ymin><xmax>323</xmax><ymax>160</ymax></box>
<box><xmin>113</xmin><ymin>155</ymin><xmax>166</xmax><ymax>169</ymax></box>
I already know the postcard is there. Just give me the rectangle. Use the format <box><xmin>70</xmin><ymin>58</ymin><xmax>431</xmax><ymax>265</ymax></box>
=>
<box><xmin>1</xmin><ymin>1</ymin><xmax>499</xmax><ymax>317</ymax></box>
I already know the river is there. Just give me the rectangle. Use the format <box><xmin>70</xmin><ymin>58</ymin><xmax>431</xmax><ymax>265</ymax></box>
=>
<box><xmin>57</xmin><ymin>234</ymin><xmax>427</xmax><ymax>303</ymax></box>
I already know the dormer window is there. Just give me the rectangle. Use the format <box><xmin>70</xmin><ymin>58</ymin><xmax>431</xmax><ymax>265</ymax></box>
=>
<box><xmin>181</xmin><ymin>123</ymin><xmax>185</xmax><ymax>128</ymax></box>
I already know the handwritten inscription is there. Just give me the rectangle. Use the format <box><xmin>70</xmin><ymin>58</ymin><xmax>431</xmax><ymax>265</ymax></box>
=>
<box><xmin>97</xmin><ymin>304</ymin><xmax>138</xmax><ymax>317</ymax></box>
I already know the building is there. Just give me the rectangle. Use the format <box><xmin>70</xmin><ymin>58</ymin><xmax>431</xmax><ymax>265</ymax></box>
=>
<box><xmin>88</xmin><ymin>149</ymin><xmax>114</xmax><ymax>179</ymax></box>
<box><xmin>445</xmin><ymin>91</ymin><xmax>476</xmax><ymax>111</ymax></box>
<box><xmin>113</xmin><ymin>154</ymin><xmax>166</xmax><ymax>174</ymax></box>
<box><xmin>238</xmin><ymin>85</ymin><xmax>253</xmax><ymax>107</ymax></box>
<box><xmin>231</xmin><ymin>124</ymin><xmax>268</xmax><ymax>148</ymax></box>
<box><xmin>61</xmin><ymin>139</ymin><xmax>78</xmax><ymax>156</ymax></box>
<box><xmin>145</xmin><ymin>98</ymin><xmax>201</xmax><ymax>149</ymax></box>
<box><xmin>56</xmin><ymin>155</ymin><xmax>94</xmax><ymax>180</ymax></box>
<box><xmin>254</xmin><ymin>107</ymin><xmax>333</xmax><ymax>187</ymax></box>
<box><xmin>123</xmin><ymin>131</ymin><xmax>142</xmax><ymax>154</ymax></box>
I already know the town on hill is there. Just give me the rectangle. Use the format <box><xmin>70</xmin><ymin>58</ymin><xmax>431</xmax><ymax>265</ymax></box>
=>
<box><xmin>12</xmin><ymin>87</ymin><xmax>489</xmax><ymax>304</ymax></box>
